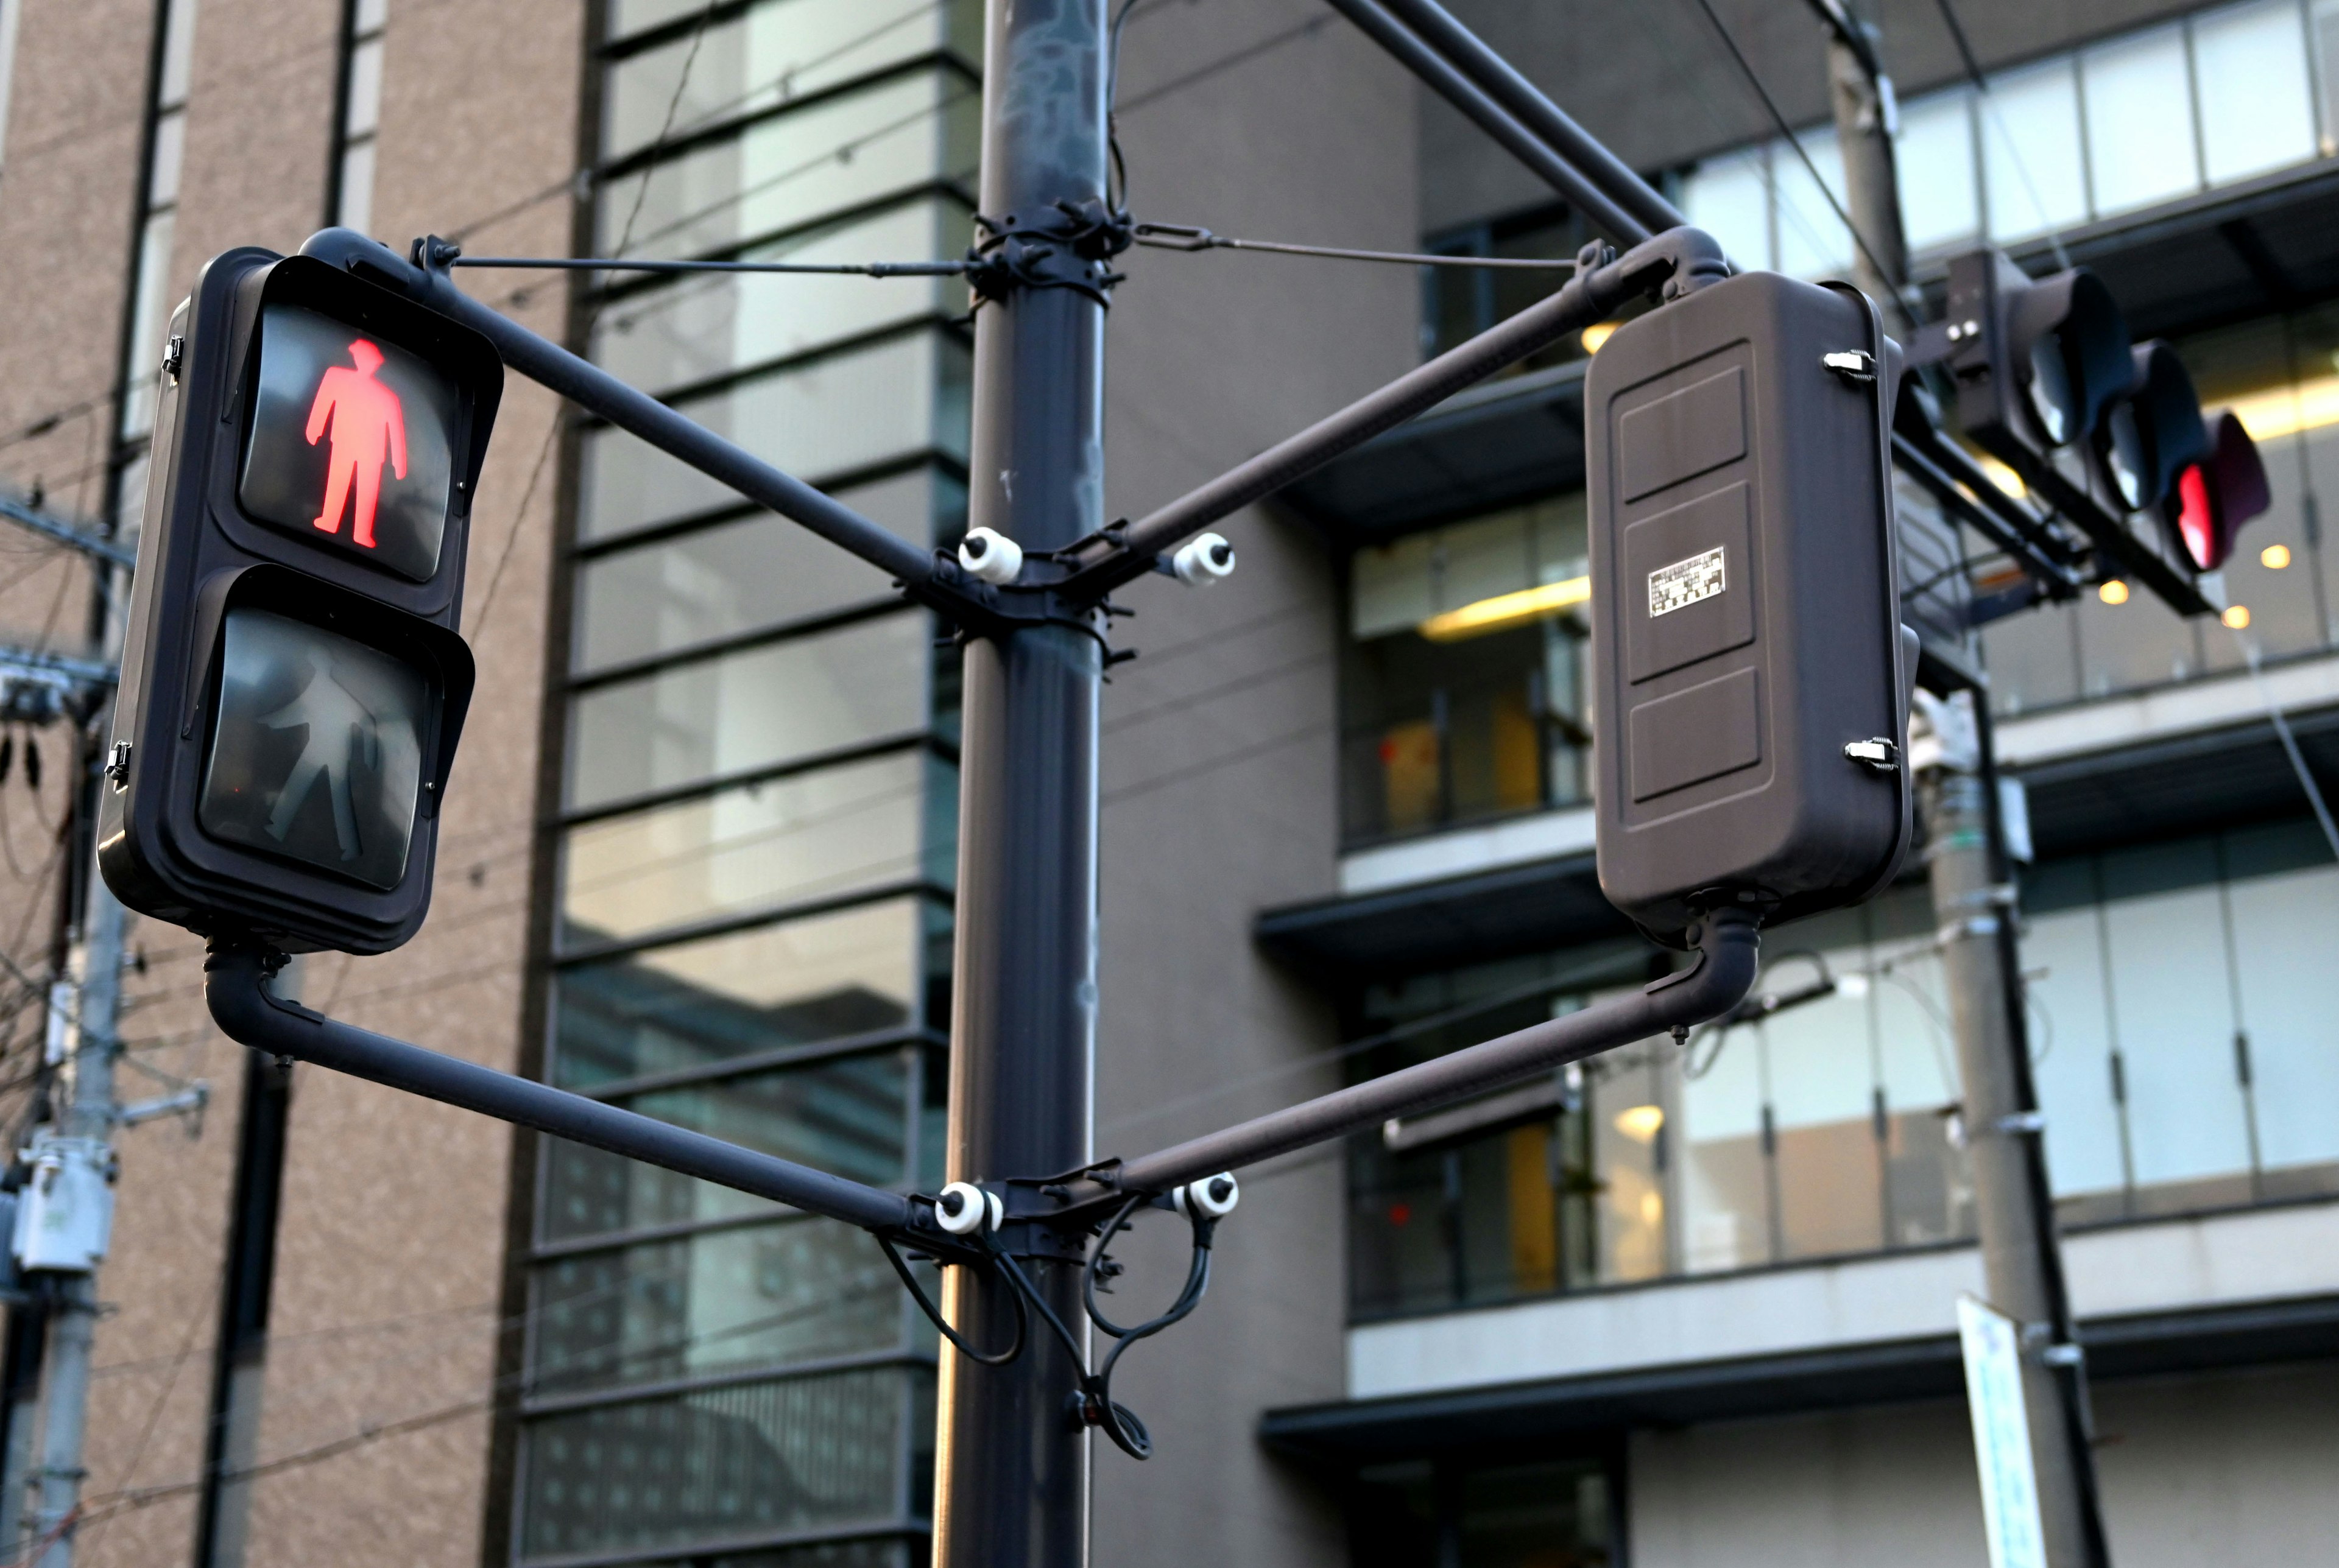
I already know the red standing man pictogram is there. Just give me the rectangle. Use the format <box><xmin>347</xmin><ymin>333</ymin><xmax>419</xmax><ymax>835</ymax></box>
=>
<box><xmin>305</xmin><ymin>337</ymin><xmax>407</xmax><ymax>549</ymax></box>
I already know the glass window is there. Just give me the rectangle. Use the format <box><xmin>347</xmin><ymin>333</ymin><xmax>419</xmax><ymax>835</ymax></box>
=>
<box><xmin>1344</xmin><ymin>498</ymin><xmax>1589</xmax><ymax>842</ymax></box>
<box><xmin>560</xmin><ymin>749</ymin><xmax>945</xmax><ymax>948</ymax></box>
<box><xmin>542</xmin><ymin>1050</ymin><xmax>912</xmax><ymax>1240</ymax></box>
<box><xmin>2080</xmin><ymin>26</ymin><xmax>2200</xmax><ymax>216</ymax></box>
<box><xmin>2317</xmin><ymin>0</ymin><xmax>2339</xmax><ymax>156</ymax></box>
<box><xmin>517</xmin><ymin>1365</ymin><xmax>924</xmax><ymax>1560</ymax></box>
<box><xmin>345</xmin><ymin>32</ymin><xmax>384</xmax><ymax>138</ymax></box>
<box><xmin>579</xmin><ymin>330</ymin><xmax>969</xmax><ymax>539</ymax></box>
<box><xmin>2221</xmin><ymin>824</ymin><xmax>2339</xmax><ymax>1187</ymax></box>
<box><xmin>1680</xmin><ymin>147</ymin><xmax>1771</xmax><ymax>272</ymax></box>
<box><xmin>566</xmin><ymin>609</ymin><xmax>930</xmax><ymax>812</ymax></box>
<box><xmin>2194</xmin><ymin>0</ymin><xmax>2318</xmax><ymax>184</ymax></box>
<box><xmin>1983</xmin><ymin>58</ymin><xmax>2089</xmax><ymax>239</ymax></box>
<box><xmin>590</xmin><ymin>199</ymin><xmax>972</xmax><ymax>395</ymax></box>
<box><xmin>574</xmin><ymin>469</ymin><xmax>956</xmax><ymax>673</ymax></box>
<box><xmin>551</xmin><ymin>898</ymin><xmax>925</xmax><ymax>1089</ymax></box>
<box><xmin>1771</xmin><ymin>126</ymin><xmax>1850</xmax><ymax>278</ymax></box>
<box><xmin>532</xmin><ymin>1219</ymin><xmax>905</xmax><ymax>1395</ymax></box>
<box><xmin>1348</xmin><ymin>1456</ymin><xmax>1617</xmax><ymax>1568</ymax></box>
<box><xmin>603</xmin><ymin>0</ymin><xmax>977</xmax><ymax>161</ymax></box>
<box><xmin>598</xmin><ymin>69</ymin><xmax>981</xmax><ymax>263</ymax></box>
<box><xmin>1896</xmin><ymin>88</ymin><xmax>1980</xmax><ymax>253</ymax></box>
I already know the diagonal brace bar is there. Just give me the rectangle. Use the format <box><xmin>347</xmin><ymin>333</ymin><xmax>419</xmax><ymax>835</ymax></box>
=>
<box><xmin>1374</xmin><ymin>0</ymin><xmax>1688</xmax><ymax>239</ymax></box>
<box><xmin>1057</xmin><ymin>225</ymin><xmax>1728</xmax><ymax>600</ymax></box>
<box><xmin>294</xmin><ymin>228</ymin><xmax>1007</xmax><ymax>633</ymax></box>
<box><xmin>1323</xmin><ymin>0</ymin><xmax>1650</xmax><ymax>244</ymax></box>
<box><xmin>203</xmin><ymin>944</ymin><xmax>962</xmax><ymax>1251</ymax></box>
<box><xmin>1073</xmin><ymin>910</ymin><xmax>1760</xmax><ymax>1206</ymax></box>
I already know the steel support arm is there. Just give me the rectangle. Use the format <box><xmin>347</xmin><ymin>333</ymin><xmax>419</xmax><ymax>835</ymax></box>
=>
<box><xmin>203</xmin><ymin>945</ymin><xmax>953</xmax><ymax>1247</ymax></box>
<box><xmin>1061</xmin><ymin>226</ymin><xmax>1727</xmax><ymax>599</ymax></box>
<box><xmin>1374</xmin><ymin>0</ymin><xmax>1687</xmax><ymax>238</ymax></box>
<box><xmin>1322</xmin><ymin>0</ymin><xmax>1650</xmax><ymax>244</ymax></box>
<box><xmin>1891</xmin><ymin>430</ymin><xmax>2081</xmax><ymax>597</ymax></box>
<box><xmin>294</xmin><ymin>228</ymin><xmax>1004</xmax><ymax>630</ymax></box>
<box><xmin>1090</xmin><ymin>910</ymin><xmax>1759</xmax><ymax>1200</ymax></box>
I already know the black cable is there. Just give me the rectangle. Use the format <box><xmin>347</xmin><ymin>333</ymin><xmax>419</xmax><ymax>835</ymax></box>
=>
<box><xmin>1680</xmin><ymin>0</ymin><xmax>1902</xmax><ymax>297</ymax></box>
<box><xmin>1930</xmin><ymin>0</ymin><xmax>1990</xmax><ymax>91</ymax></box>
<box><xmin>876</xmin><ymin>1232</ymin><xmax>1028</xmax><ymax>1367</ymax></box>
<box><xmin>452</xmin><ymin>255</ymin><xmax>968</xmax><ymax>276</ymax></box>
<box><xmin>1132</xmin><ymin>223</ymin><xmax>1576</xmax><ymax>270</ymax></box>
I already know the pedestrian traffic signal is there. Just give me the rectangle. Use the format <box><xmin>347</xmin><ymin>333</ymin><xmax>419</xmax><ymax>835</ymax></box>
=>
<box><xmin>1586</xmin><ymin>271</ymin><xmax>1914</xmax><ymax>947</ymax></box>
<box><xmin>98</xmin><ymin>246</ymin><xmax>501</xmax><ymax>954</ymax></box>
<box><xmin>2164</xmin><ymin>410</ymin><xmax>2271</xmax><ymax>573</ymax></box>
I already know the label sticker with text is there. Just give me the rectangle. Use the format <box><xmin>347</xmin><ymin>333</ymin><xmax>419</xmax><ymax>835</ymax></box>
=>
<box><xmin>1648</xmin><ymin>546</ymin><xmax>1726</xmax><ymax>617</ymax></box>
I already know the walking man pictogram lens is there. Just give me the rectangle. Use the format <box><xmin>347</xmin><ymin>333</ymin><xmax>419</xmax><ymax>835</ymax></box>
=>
<box><xmin>306</xmin><ymin>337</ymin><xmax>409</xmax><ymax>550</ymax></box>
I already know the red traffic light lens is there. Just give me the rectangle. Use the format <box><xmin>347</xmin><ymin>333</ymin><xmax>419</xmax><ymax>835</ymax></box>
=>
<box><xmin>197</xmin><ymin>606</ymin><xmax>434</xmax><ymax>891</ymax></box>
<box><xmin>2173</xmin><ymin>463</ymin><xmax>2217</xmax><ymax>571</ymax></box>
<box><xmin>238</xmin><ymin>303</ymin><xmax>462</xmax><ymax>583</ymax></box>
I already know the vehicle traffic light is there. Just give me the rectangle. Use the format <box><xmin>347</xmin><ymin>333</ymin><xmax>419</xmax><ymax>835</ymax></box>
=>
<box><xmin>2164</xmin><ymin>410</ymin><xmax>2271</xmax><ymax>573</ymax></box>
<box><xmin>2092</xmin><ymin>341</ymin><xmax>2208</xmax><ymax>515</ymax></box>
<box><xmin>1943</xmin><ymin>248</ymin><xmax>2132</xmax><ymax>459</ymax></box>
<box><xmin>1586</xmin><ymin>270</ymin><xmax>1914</xmax><ymax>947</ymax></box>
<box><xmin>99</xmin><ymin>247</ymin><xmax>502</xmax><ymax>954</ymax></box>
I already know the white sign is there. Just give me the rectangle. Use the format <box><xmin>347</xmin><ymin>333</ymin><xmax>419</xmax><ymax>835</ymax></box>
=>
<box><xmin>1958</xmin><ymin>1294</ymin><xmax>2048</xmax><ymax>1568</ymax></box>
<box><xmin>1648</xmin><ymin>546</ymin><xmax>1726</xmax><ymax>617</ymax></box>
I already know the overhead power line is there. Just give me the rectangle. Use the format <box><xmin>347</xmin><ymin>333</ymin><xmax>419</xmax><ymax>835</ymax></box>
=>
<box><xmin>0</xmin><ymin>494</ymin><xmax>135</xmax><ymax>569</ymax></box>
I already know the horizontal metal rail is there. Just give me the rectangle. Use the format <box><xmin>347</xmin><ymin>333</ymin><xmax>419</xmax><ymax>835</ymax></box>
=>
<box><xmin>1322</xmin><ymin>0</ymin><xmax>1649</xmax><ymax>244</ymax></box>
<box><xmin>1375</xmin><ymin>0</ymin><xmax>1688</xmax><ymax>239</ymax></box>
<box><xmin>1088</xmin><ymin>910</ymin><xmax>1760</xmax><ymax>1200</ymax></box>
<box><xmin>1059</xmin><ymin>226</ymin><xmax>1726</xmax><ymax>599</ymax></box>
<box><xmin>204</xmin><ymin>944</ymin><xmax>950</xmax><ymax>1248</ymax></box>
<box><xmin>1890</xmin><ymin>430</ymin><xmax>2082</xmax><ymax>597</ymax></box>
<box><xmin>294</xmin><ymin>228</ymin><xmax>1004</xmax><ymax>632</ymax></box>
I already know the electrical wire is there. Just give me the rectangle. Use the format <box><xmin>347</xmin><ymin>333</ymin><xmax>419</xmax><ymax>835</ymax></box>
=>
<box><xmin>877</xmin><ymin>1232</ymin><xmax>1026</xmax><ymax>1366</ymax></box>
<box><xmin>1928</xmin><ymin>0</ymin><xmax>2074</xmax><ymax>270</ymax></box>
<box><xmin>1131</xmin><ymin>223</ymin><xmax>1578</xmax><ymax>270</ymax></box>
<box><xmin>1680</xmin><ymin>0</ymin><xmax>1904</xmax><ymax>299</ymax></box>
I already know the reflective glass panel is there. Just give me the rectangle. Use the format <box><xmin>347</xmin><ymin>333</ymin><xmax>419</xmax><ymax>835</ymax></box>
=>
<box><xmin>200</xmin><ymin>608</ymin><xmax>432</xmax><ymax>890</ymax></box>
<box><xmin>542</xmin><ymin>1050</ymin><xmax>911</xmax><ymax>1239</ymax></box>
<box><xmin>596</xmin><ymin>69</ymin><xmax>981</xmax><ymax>262</ymax></box>
<box><xmin>1681</xmin><ymin>148</ymin><xmax>1771</xmax><ymax>272</ymax></box>
<box><xmin>551</xmin><ymin>898</ymin><xmax>922</xmax><ymax>1089</ymax></box>
<box><xmin>531</xmin><ymin>1219</ymin><xmax>903</xmax><ymax>1394</ymax></box>
<box><xmin>2195</xmin><ymin>0</ymin><xmax>2318</xmax><ymax>184</ymax></box>
<box><xmin>1896</xmin><ymin>89</ymin><xmax>1980</xmax><ymax>252</ymax></box>
<box><xmin>1983</xmin><ymin>59</ymin><xmax>2089</xmax><ymax>238</ymax></box>
<box><xmin>573</xmin><ymin>469</ymin><xmax>954</xmax><ymax>673</ymax></box>
<box><xmin>579</xmin><ymin>331</ymin><xmax>969</xmax><ymax>538</ymax></box>
<box><xmin>517</xmin><ymin>1365</ymin><xmax>922</xmax><ymax>1559</ymax></box>
<box><xmin>1771</xmin><ymin>125</ymin><xmax>1850</xmax><ymax>278</ymax></box>
<box><xmin>560</xmin><ymin>750</ymin><xmax>943</xmax><ymax>948</ymax></box>
<box><xmin>590</xmin><ymin>200</ymin><xmax>972</xmax><ymax>395</ymax></box>
<box><xmin>566</xmin><ymin>609</ymin><xmax>929</xmax><ymax>812</ymax></box>
<box><xmin>2080</xmin><ymin>27</ymin><xmax>2199</xmax><ymax>217</ymax></box>
<box><xmin>603</xmin><ymin>0</ymin><xmax>978</xmax><ymax>160</ymax></box>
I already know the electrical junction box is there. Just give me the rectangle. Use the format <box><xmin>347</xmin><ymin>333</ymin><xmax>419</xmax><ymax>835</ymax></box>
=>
<box><xmin>12</xmin><ymin>1135</ymin><xmax>116</xmax><ymax>1274</ymax></box>
<box><xmin>1586</xmin><ymin>270</ymin><xmax>1914</xmax><ymax>947</ymax></box>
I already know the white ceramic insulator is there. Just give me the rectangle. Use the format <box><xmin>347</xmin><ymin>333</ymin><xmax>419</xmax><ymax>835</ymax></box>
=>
<box><xmin>935</xmin><ymin>1180</ymin><xmax>990</xmax><ymax>1234</ymax></box>
<box><xmin>1178</xmin><ymin>1173</ymin><xmax>1240</xmax><ymax>1218</ymax></box>
<box><xmin>958</xmin><ymin>527</ymin><xmax>1025</xmax><ymax>585</ymax></box>
<box><xmin>1172</xmin><ymin>533</ymin><xmax>1236</xmax><ymax>585</ymax></box>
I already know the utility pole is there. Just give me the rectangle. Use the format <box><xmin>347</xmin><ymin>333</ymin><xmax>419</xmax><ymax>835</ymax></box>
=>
<box><xmin>935</xmin><ymin>1</ymin><xmax>1109</xmax><ymax>1565</ymax></box>
<box><xmin>23</xmin><ymin>882</ymin><xmax>125</xmax><ymax>1568</ymax></box>
<box><xmin>1811</xmin><ymin>4</ymin><xmax>2112</xmax><ymax>1559</ymax></box>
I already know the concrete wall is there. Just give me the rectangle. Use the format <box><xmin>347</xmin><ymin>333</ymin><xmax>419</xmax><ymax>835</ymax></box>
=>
<box><xmin>1422</xmin><ymin>0</ymin><xmax>2212</xmax><ymax>233</ymax></box>
<box><xmin>1628</xmin><ymin>1362</ymin><xmax>2339</xmax><ymax>1568</ymax></box>
<box><xmin>1087</xmin><ymin>1</ymin><xmax>1417</xmax><ymax>1563</ymax></box>
<box><xmin>0</xmin><ymin>0</ymin><xmax>579</xmax><ymax>1561</ymax></box>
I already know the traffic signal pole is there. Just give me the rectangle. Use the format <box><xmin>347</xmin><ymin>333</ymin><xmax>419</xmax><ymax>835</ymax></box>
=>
<box><xmin>933</xmin><ymin>1</ymin><xmax>1110</xmax><ymax>1561</ymax></box>
<box><xmin>1808</xmin><ymin>7</ymin><xmax>2112</xmax><ymax>1560</ymax></box>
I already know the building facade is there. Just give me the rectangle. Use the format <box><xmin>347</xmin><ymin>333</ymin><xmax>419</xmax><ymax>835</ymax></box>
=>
<box><xmin>0</xmin><ymin>1</ymin><xmax>2327</xmax><ymax>1566</ymax></box>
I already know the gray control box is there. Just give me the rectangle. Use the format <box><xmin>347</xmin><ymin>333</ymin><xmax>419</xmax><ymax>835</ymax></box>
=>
<box><xmin>1587</xmin><ymin>270</ymin><xmax>1912</xmax><ymax>946</ymax></box>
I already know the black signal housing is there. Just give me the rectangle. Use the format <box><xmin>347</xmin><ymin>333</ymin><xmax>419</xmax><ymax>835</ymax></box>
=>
<box><xmin>99</xmin><ymin>247</ymin><xmax>502</xmax><ymax>954</ymax></box>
